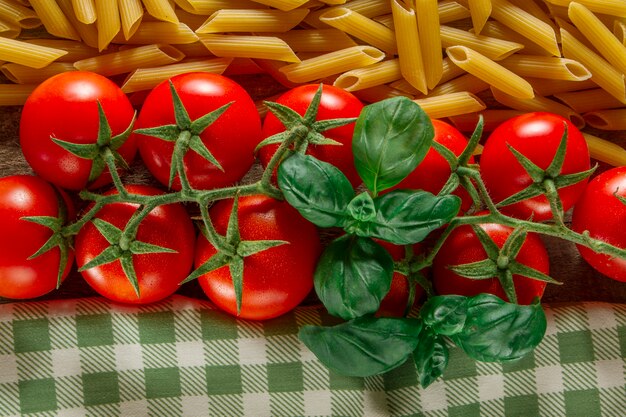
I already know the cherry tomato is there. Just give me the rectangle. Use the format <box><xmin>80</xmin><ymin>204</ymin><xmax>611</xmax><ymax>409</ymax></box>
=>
<box><xmin>0</xmin><ymin>175</ymin><xmax>74</xmax><ymax>299</ymax></box>
<box><xmin>480</xmin><ymin>112</ymin><xmax>590</xmax><ymax>221</ymax></box>
<box><xmin>432</xmin><ymin>220</ymin><xmax>549</xmax><ymax>305</ymax></box>
<box><xmin>572</xmin><ymin>167</ymin><xmax>626</xmax><ymax>282</ymax></box>
<box><xmin>135</xmin><ymin>72</ymin><xmax>262</xmax><ymax>190</ymax></box>
<box><xmin>388</xmin><ymin>119</ymin><xmax>475</xmax><ymax>212</ymax></box>
<box><xmin>259</xmin><ymin>84</ymin><xmax>364</xmax><ymax>186</ymax></box>
<box><xmin>75</xmin><ymin>185</ymin><xmax>195</xmax><ymax>304</ymax></box>
<box><xmin>20</xmin><ymin>71</ymin><xmax>136</xmax><ymax>191</ymax></box>
<box><xmin>195</xmin><ymin>195</ymin><xmax>322</xmax><ymax>320</ymax></box>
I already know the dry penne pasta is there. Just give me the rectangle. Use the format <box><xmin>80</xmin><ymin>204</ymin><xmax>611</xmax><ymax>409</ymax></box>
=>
<box><xmin>561</xmin><ymin>28</ymin><xmax>626</xmax><ymax>103</ymax></box>
<box><xmin>446</xmin><ymin>45</ymin><xmax>534</xmax><ymax>99</ymax></box>
<box><xmin>305</xmin><ymin>0</ymin><xmax>391</xmax><ymax>28</ymax></box>
<box><xmin>615</xmin><ymin>20</ymin><xmax>626</xmax><ymax>45</ymax></box>
<box><xmin>584</xmin><ymin>109</ymin><xmax>626</xmax><ymax>130</ymax></box>
<box><xmin>392</xmin><ymin>0</ymin><xmax>427</xmax><ymax>94</ymax></box>
<box><xmin>121</xmin><ymin>57</ymin><xmax>232</xmax><ymax>92</ymax></box>
<box><xmin>426</xmin><ymin>73</ymin><xmax>491</xmax><ymax>97</ymax></box>
<box><xmin>72</xmin><ymin>0</ymin><xmax>96</xmax><ymax>24</ymax></box>
<box><xmin>279</xmin><ymin>45</ymin><xmax>385</xmax><ymax>83</ymax></box>
<box><xmin>448</xmin><ymin>109</ymin><xmax>525</xmax><ymax>132</ymax></box>
<box><xmin>1</xmin><ymin>62</ymin><xmax>75</xmax><ymax>84</ymax></box>
<box><xmin>489</xmin><ymin>0</ymin><xmax>560</xmax><ymax>56</ymax></box>
<box><xmin>468</xmin><ymin>0</ymin><xmax>492</xmax><ymax>34</ymax></box>
<box><xmin>414</xmin><ymin>91</ymin><xmax>487</xmax><ymax>118</ymax></box>
<box><xmin>352</xmin><ymin>84</ymin><xmax>413</xmax><ymax>103</ymax></box>
<box><xmin>508</xmin><ymin>0</ymin><xmax>558</xmax><ymax>31</ymax></box>
<box><xmin>319</xmin><ymin>7</ymin><xmax>396</xmax><ymax>54</ymax></box>
<box><xmin>95</xmin><ymin>0</ymin><xmax>121</xmax><ymax>51</ymax></box>
<box><xmin>554</xmin><ymin>88</ymin><xmax>626</xmax><ymax>113</ymax></box>
<box><xmin>333</xmin><ymin>59</ymin><xmax>402</xmax><ymax>91</ymax></box>
<box><xmin>56</xmin><ymin>0</ymin><xmax>99</xmax><ymax>49</ymax></box>
<box><xmin>499</xmin><ymin>55</ymin><xmax>591</xmax><ymax>81</ymax></box>
<box><xmin>583</xmin><ymin>132</ymin><xmax>626</xmax><ymax>166</ymax></box>
<box><xmin>29</xmin><ymin>0</ymin><xmax>80</xmax><ymax>41</ymax></box>
<box><xmin>74</xmin><ymin>44</ymin><xmax>184</xmax><ymax>76</ymax></box>
<box><xmin>545</xmin><ymin>0</ymin><xmax>626</xmax><ymax>18</ymax></box>
<box><xmin>0</xmin><ymin>0</ymin><xmax>40</xmax><ymax>28</ymax></box>
<box><xmin>568</xmin><ymin>2</ymin><xmax>626</xmax><ymax>76</ymax></box>
<box><xmin>0</xmin><ymin>19</ymin><xmax>19</xmax><ymax>38</ymax></box>
<box><xmin>197</xmin><ymin>9</ymin><xmax>308</xmax><ymax>33</ymax></box>
<box><xmin>264</xmin><ymin>29</ymin><xmax>357</xmax><ymax>52</ymax></box>
<box><xmin>0</xmin><ymin>37</ymin><xmax>68</xmax><ymax>68</ymax></box>
<box><xmin>200</xmin><ymin>34</ymin><xmax>300</xmax><ymax>62</ymax></box>
<box><xmin>253</xmin><ymin>58</ymin><xmax>300</xmax><ymax>88</ymax></box>
<box><xmin>416</xmin><ymin>0</ymin><xmax>443</xmax><ymax>89</ymax></box>
<box><xmin>490</xmin><ymin>87</ymin><xmax>586</xmax><ymax>128</ymax></box>
<box><xmin>478</xmin><ymin>21</ymin><xmax>553</xmax><ymax>56</ymax></box>
<box><xmin>527</xmin><ymin>78</ymin><xmax>597</xmax><ymax>96</ymax></box>
<box><xmin>118</xmin><ymin>0</ymin><xmax>143</xmax><ymax>40</ymax></box>
<box><xmin>249</xmin><ymin>0</ymin><xmax>312</xmax><ymax>11</ymax></box>
<box><xmin>114</xmin><ymin>22</ymin><xmax>199</xmax><ymax>44</ymax></box>
<box><xmin>142</xmin><ymin>0</ymin><xmax>179</xmax><ymax>23</ymax></box>
<box><xmin>440</xmin><ymin>25</ymin><xmax>524</xmax><ymax>60</ymax></box>
<box><xmin>173</xmin><ymin>41</ymin><xmax>215</xmax><ymax>58</ymax></box>
<box><xmin>438</xmin><ymin>0</ymin><xmax>471</xmax><ymax>24</ymax></box>
<box><xmin>0</xmin><ymin>83</ymin><xmax>36</xmax><ymax>105</ymax></box>
<box><xmin>179</xmin><ymin>0</ymin><xmax>264</xmax><ymax>15</ymax></box>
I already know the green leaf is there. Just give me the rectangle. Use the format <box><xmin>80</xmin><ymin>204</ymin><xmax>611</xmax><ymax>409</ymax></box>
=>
<box><xmin>299</xmin><ymin>316</ymin><xmax>422</xmax><ymax>377</ymax></box>
<box><xmin>169</xmin><ymin>80</ymin><xmax>192</xmax><ymax>129</ymax></box>
<box><xmin>353</xmin><ymin>97</ymin><xmax>433</xmax><ymax>195</ymax></box>
<box><xmin>181</xmin><ymin>251</ymin><xmax>230</xmax><ymax>284</ymax></box>
<box><xmin>448</xmin><ymin>259</ymin><xmax>498</xmax><ymax>280</ymax></box>
<box><xmin>278</xmin><ymin>152</ymin><xmax>354</xmax><ymax>228</ymax></box>
<box><xmin>346</xmin><ymin>192</ymin><xmax>376</xmax><ymax>222</ymax></box>
<box><xmin>129</xmin><ymin>240</ymin><xmax>177</xmax><ymax>255</ymax></box>
<box><xmin>188</xmin><ymin>134</ymin><xmax>224</xmax><ymax>172</ymax></box>
<box><xmin>345</xmin><ymin>190</ymin><xmax>460</xmax><ymax>245</ymax></box>
<box><xmin>91</xmin><ymin>218</ymin><xmax>123</xmax><ymax>245</ymax></box>
<box><xmin>413</xmin><ymin>328</ymin><xmax>449</xmax><ymax>388</ymax></box>
<box><xmin>507</xmin><ymin>144</ymin><xmax>545</xmax><ymax>183</ymax></box>
<box><xmin>311</xmin><ymin>117</ymin><xmax>357</xmax><ymax>133</ymax></box>
<box><xmin>78</xmin><ymin>246</ymin><xmax>122</xmax><ymax>271</ymax></box>
<box><xmin>230</xmin><ymin>255</ymin><xmax>245</xmax><ymax>315</ymax></box>
<box><xmin>237</xmin><ymin>240</ymin><xmax>288</xmax><ymax>257</ymax></box>
<box><xmin>508</xmin><ymin>262</ymin><xmax>561</xmax><ymax>285</ymax></box>
<box><xmin>51</xmin><ymin>138</ymin><xmax>99</xmax><ymax>159</ymax></box>
<box><xmin>190</xmin><ymin>102</ymin><xmax>232</xmax><ymax>136</ymax></box>
<box><xmin>553</xmin><ymin>166</ymin><xmax>597</xmax><ymax>188</ymax></box>
<box><xmin>545</xmin><ymin>123</ymin><xmax>568</xmax><ymax>178</ymax></box>
<box><xmin>119</xmin><ymin>253</ymin><xmax>140</xmax><ymax>297</ymax></box>
<box><xmin>314</xmin><ymin>235</ymin><xmax>394</xmax><ymax>320</ymax></box>
<box><xmin>421</xmin><ymin>295</ymin><xmax>468</xmax><ymax>336</ymax></box>
<box><xmin>451</xmin><ymin>293</ymin><xmax>547</xmax><ymax>362</ymax></box>
<box><xmin>254</xmin><ymin>131</ymin><xmax>291</xmax><ymax>152</ymax></box>
<box><xmin>133</xmin><ymin>124</ymin><xmax>180</xmax><ymax>141</ymax></box>
<box><xmin>265</xmin><ymin>100</ymin><xmax>304</xmax><ymax>128</ymax></box>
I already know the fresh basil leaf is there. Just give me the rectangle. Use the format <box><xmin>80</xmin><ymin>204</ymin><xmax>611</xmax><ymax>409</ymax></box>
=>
<box><xmin>315</xmin><ymin>235</ymin><xmax>393</xmax><ymax>320</ymax></box>
<box><xmin>277</xmin><ymin>152</ymin><xmax>354</xmax><ymax>228</ymax></box>
<box><xmin>344</xmin><ymin>189</ymin><xmax>461</xmax><ymax>245</ymax></box>
<box><xmin>421</xmin><ymin>295</ymin><xmax>468</xmax><ymax>336</ymax></box>
<box><xmin>299</xmin><ymin>316</ymin><xmax>422</xmax><ymax>377</ymax></box>
<box><xmin>353</xmin><ymin>97</ymin><xmax>433</xmax><ymax>195</ymax></box>
<box><xmin>451</xmin><ymin>293</ymin><xmax>547</xmax><ymax>362</ymax></box>
<box><xmin>347</xmin><ymin>192</ymin><xmax>376</xmax><ymax>222</ymax></box>
<box><xmin>413</xmin><ymin>327</ymin><xmax>449</xmax><ymax>388</ymax></box>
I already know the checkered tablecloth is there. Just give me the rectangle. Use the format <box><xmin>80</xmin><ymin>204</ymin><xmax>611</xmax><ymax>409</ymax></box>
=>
<box><xmin>0</xmin><ymin>295</ymin><xmax>624</xmax><ymax>417</ymax></box>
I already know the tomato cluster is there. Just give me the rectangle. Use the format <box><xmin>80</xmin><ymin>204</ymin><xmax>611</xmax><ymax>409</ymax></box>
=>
<box><xmin>2</xmin><ymin>70</ymin><xmax>625</xmax><ymax>322</ymax></box>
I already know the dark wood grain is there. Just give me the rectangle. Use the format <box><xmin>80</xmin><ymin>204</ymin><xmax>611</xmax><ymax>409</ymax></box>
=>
<box><xmin>1</xmin><ymin>75</ymin><xmax>625</xmax><ymax>305</ymax></box>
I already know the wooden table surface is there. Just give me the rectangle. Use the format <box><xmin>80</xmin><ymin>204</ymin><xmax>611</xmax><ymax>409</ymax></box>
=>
<box><xmin>2</xmin><ymin>75</ymin><xmax>625</xmax><ymax>306</ymax></box>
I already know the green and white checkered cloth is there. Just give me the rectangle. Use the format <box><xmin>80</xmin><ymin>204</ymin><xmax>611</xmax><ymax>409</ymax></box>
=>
<box><xmin>0</xmin><ymin>295</ymin><xmax>624</xmax><ymax>417</ymax></box>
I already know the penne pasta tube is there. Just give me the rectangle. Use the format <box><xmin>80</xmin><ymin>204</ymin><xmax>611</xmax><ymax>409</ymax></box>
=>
<box><xmin>197</xmin><ymin>9</ymin><xmax>309</xmax><ymax>33</ymax></box>
<box><xmin>113</xmin><ymin>22</ymin><xmax>199</xmax><ymax>45</ymax></box>
<box><xmin>583</xmin><ymin>132</ymin><xmax>626</xmax><ymax>166</ymax></box>
<box><xmin>333</xmin><ymin>59</ymin><xmax>402</xmax><ymax>91</ymax></box>
<box><xmin>0</xmin><ymin>37</ymin><xmax>68</xmax><ymax>68</ymax></box>
<box><xmin>0</xmin><ymin>0</ymin><xmax>40</xmax><ymax>28</ymax></box>
<box><xmin>0</xmin><ymin>18</ymin><xmax>19</xmax><ymax>38</ymax></box>
<box><xmin>561</xmin><ymin>28</ymin><xmax>626</xmax><ymax>103</ymax></box>
<box><xmin>446</xmin><ymin>45</ymin><xmax>535</xmax><ymax>99</ymax></box>
<box><xmin>414</xmin><ymin>92</ymin><xmax>487</xmax><ymax>118</ymax></box>
<box><xmin>247</xmin><ymin>0</ymin><xmax>310</xmax><ymax>11</ymax></box>
<box><xmin>56</xmin><ymin>0</ymin><xmax>99</xmax><ymax>49</ymax></box>
<box><xmin>319</xmin><ymin>7</ymin><xmax>396</xmax><ymax>54</ymax></box>
<box><xmin>352</xmin><ymin>84</ymin><xmax>413</xmax><ymax>103</ymax></box>
<box><xmin>264</xmin><ymin>29</ymin><xmax>357</xmax><ymax>52</ymax></box>
<box><xmin>74</xmin><ymin>44</ymin><xmax>184</xmax><ymax>76</ymax></box>
<box><xmin>121</xmin><ymin>57</ymin><xmax>233</xmax><ymax>92</ymax></box>
<box><xmin>615</xmin><ymin>20</ymin><xmax>626</xmax><ymax>45</ymax></box>
<box><xmin>1</xmin><ymin>62</ymin><xmax>75</xmax><ymax>84</ymax></box>
<box><xmin>545</xmin><ymin>0</ymin><xmax>626</xmax><ymax>18</ymax></box>
<box><xmin>468</xmin><ymin>0</ymin><xmax>492</xmax><ymax>34</ymax></box>
<box><xmin>0</xmin><ymin>83</ymin><xmax>36</xmax><ymax>105</ymax></box>
<box><xmin>279</xmin><ymin>45</ymin><xmax>385</xmax><ymax>83</ymax></box>
<box><xmin>554</xmin><ymin>88</ymin><xmax>626</xmax><ymax>113</ymax></box>
<box><xmin>200</xmin><ymin>34</ymin><xmax>300</xmax><ymax>63</ymax></box>
<box><xmin>490</xmin><ymin>87</ymin><xmax>586</xmax><ymax>128</ymax></box>
<box><xmin>478</xmin><ymin>21</ymin><xmax>553</xmax><ymax>56</ymax></box>
<box><xmin>142</xmin><ymin>0</ymin><xmax>179</xmax><ymax>24</ymax></box>
<box><xmin>373</xmin><ymin>13</ymin><xmax>393</xmax><ymax>29</ymax></box>
<box><xmin>95</xmin><ymin>0</ymin><xmax>121</xmax><ymax>51</ymax></box>
<box><xmin>440</xmin><ymin>25</ymin><xmax>524</xmax><ymax>60</ymax></box>
<box><xmin>584</xmin><ymin>109</ymin><xmax>626</xmax><ymax>130</ymax></box>
<box><xmin>392</xmin><ymin>0</ymin><xmax>427</xmax><ymax>94</ymax></box>
<box><xmin>180</xmin><ymin>0</ymin><xmax>264</xmax><ymax>15</ymax></box>
<box><xmin>489</xmin><ymin>0</ymin><xmax>560</xmax><ymax>56</ymax></box>
<box><xmin>416</xmin><ymin>0</ymin><xmax>443</xmax><ymax>89</ymax></box>
<box><xmin>426</xmin><ymin>73</ymin><xmax>491</xmax><ymax>97</ymax></box>
<box><xmin>72</xmin><ymin>0</ymin><xmax>96</xmax><ymax>24</ymax></box>
<box><xmin>568</xmin><ymin>2</ymin><xmax>626</xmax><ymax>76</ymax></box>
<box><xmin>173</xmin><ymin>41</ymin><xmax>215</xmax><ymax>58</ymax></box>
<box><xmin>438</xmin><ymin>0</ymin><xmax>471</xmax><ymax>24</ymax></box>
<box><xmin>253</xmin><ymin>58</ymin><xmax>300</xmax><ymax>88</ymax></box>
<box><xmin>527</xmin><ymin>78</ymin><xmax>597</xmax><ymax>96</ymax></box>
<box><xmin>305</xmin><ymin>0</ymin><xmax>391</xmax><ymax>27</ymax></box>
<box><xmin>448</xmin><ymin>109</ymin><xmax>526</xmax><ymax>132</ymax></box>
<box><xmin>118</xmin><ymin>0</ymin><xmax>143</xmax><ymax>40</ymax></box>
<box><xmin>499</xmin><ymin>55</ymin><xmax>592</xmax><ymax>81</ymax></box>
<box><xmin>29</xmin><ymin>0</ymin><xmax>81</xmax><ymax>41</ymax></box>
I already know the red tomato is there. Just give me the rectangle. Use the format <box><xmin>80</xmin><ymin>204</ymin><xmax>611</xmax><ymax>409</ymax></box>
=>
<box><xmin>432</xmin><ymin>221</ymin><xmax>549</xmax><ymax>305</ymax></box>
<box><xmin>259</xmin><ymin>84</ymin><xmax>363</xmax><ymax>186</ymax></box>
<box><xmin>572</xmin><ymin>167</ymin><xmax>626</xmax><ymax>282</ymax></box>
<box><xmin>387</xmin><ymin>119</ymin><xmax>475</xmax><ymax>212</ymax></box>
<box><xmin>135</xmin><ymin>72</ymin><xmax>262</xmax><ymax>190</ymax></box>
<box><xmin>20</xmin><ymin>71</ymin><xmax>136</xmax><ymax>191</ymax></box>
<box><xmin>0</xmin><ymin>175</ymin><xmax>74</xmax><ymax>299</ymax></box>
<box><xmin>75</xmin><ymin>185</ymin><xmax>195</xmax><ymax>304</ymax></box>
<box><xmin>195</xmin><ymin>195</ymin><xmax>322</xmax><ymax>320</ymax></box>
<box><xmin>374</xmin><ymin>239</ymin><xmax>424</xmax><ymax>317</ymax></box>
<box><xmin>480</xmin><ymin>112</ymin><xmax>590</xmax><ymax>221</ymax></box>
